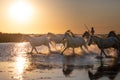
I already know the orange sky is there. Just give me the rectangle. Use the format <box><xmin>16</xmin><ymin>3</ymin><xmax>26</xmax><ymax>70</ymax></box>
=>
<box><xmin>0</xmin><ymin>0</ymin><xmax>120</xmax><ymax>34</ymax></box>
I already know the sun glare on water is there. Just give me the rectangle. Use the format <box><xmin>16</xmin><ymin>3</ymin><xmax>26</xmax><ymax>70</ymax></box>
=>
<box><xmin>12</xmin><ymin>43</ymin><xmax>30</xmax><ymax>80</ymax></box>
<box><xmin>13</xmin><ymin>55</ymin><xmax>28</xmax><ymax>80</ymax></box>
<box><xmin>8</xmin><ymin>1</ymin><xmax>34</xmax><ymax>22</ymax></box>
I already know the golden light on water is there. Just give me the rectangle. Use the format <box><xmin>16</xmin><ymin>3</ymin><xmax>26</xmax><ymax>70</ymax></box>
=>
<box><xmin>12</xmin><ymin>43</ymin><xmax>30</xmax><ymax>80</ymax></box>
<box><xmin>16</xmin><ymin>55</ymin><xmax>26</xmax><ymax>74</ymax></box>
<box><xmin>13</xmin><ymin>54</ymin><xmax>30</xmax><ymax>80</ymax></box>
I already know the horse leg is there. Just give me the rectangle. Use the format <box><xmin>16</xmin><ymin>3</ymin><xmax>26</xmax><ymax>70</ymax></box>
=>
<box><xmin>48</xmin><ymin>44</ymin><xmax>52</xmax><ymax>53</ymax></box>
<box><xmin>73</xmin><ymin>48</ymin><xmax>75</xmax><ymax>53</ymax></box>
<box><xmin>51</xmin><ymin>42</ymin><xmax>57</xmax><ymax>51</ymax></box>
<box><xmin>102</xmin><ymin>49</ymin><xmax>108</xmax><ymax>57</ymax></box>
<box><xmin>61</xmin><ymin>43</ymin><xmax>66</xmax><ymax>50</ymax></box>
<box><xmin>30</xmin><ymin>47</ymin><xmax>34</xmax><ymax>53</ymax></box>
<box><xmin>72</xmin><ymin>48</ymin><xmax>75</xmax><ymax>56</ymax></box>
<box><xmin>61</xmin><ymin>44</ymin><xmax>64</xmax><ymax>50</ymax></box>
<box><xmin>84</xmin><ymin>44</ymin><xmax>88</xmax><ymax>50</ymax></box>
<box><xmin>61</xmin><ymin>47</ymin><xmax>67</xmax><ymax>55</ymax></box>
<box><xmin>80</xmin><ymin>45</ymin><xmax>83</xmax><ymax>50</ymax></box>
<box><xmin>34</xmin><ymin>47</ymin><xmax>39</xmax><ymax>54</ymax></box>
<box><xmin>100</xmin><ymin>50</ymin><xmax>103</xmax><ymax>57</ymax></box>
<box><xmin>54</xmin><ymin>43</ymin><xmax>58</xmax><ymax>51</ymax></box>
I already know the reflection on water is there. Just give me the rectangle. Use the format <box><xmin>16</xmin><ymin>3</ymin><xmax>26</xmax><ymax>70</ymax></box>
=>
<box><xmin>13</xmin><ymin>55</ymin><xmax>28</xmax><ymax>80</ymax></box>
<box><xmin>12</xmin><ymin>43</ymin><xmax>30</xmax><ymax>80</ymax></box>
<box><xmin>62</xmin><ymin>56</ymin><xmax>75</xmax><ymax>77</ymax></box>
<box><xmin>88</xmin><ymin>58</ymin><xmax>120</xmax><ymax>80</ymax></box>
<box><xmin>0</xmin><ymin>43</ymin><xmax>120</xmax><ymax>80</ymax></box>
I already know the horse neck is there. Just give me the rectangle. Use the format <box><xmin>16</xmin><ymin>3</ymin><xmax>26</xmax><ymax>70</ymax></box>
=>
<box><xmin>65</xmin><ymin>35</ymin><xmax>74</xmax><ymax>42</ymax></box>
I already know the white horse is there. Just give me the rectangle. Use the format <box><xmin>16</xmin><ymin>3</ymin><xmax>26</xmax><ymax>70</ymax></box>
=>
<box><xmin>61</xmin><ymin>32</ymin><xmax>88</xmax><ymax>55</ymax></box>
<box><xmin>24</xmin><ymin>35</ymin><xmax>51</xmax><ymax>54</ymax></box>
<box><xmin>88</xmin><ymin>35</ymin><xmax>120</xmax><ymax>57</ymax></box>
<box><xmin>47</xmin><ymin>32</ymin><xmax>66</xmax><ymax>49</ymax></box>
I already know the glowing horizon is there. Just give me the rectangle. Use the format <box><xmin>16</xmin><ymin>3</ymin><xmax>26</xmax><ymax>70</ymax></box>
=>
<box><xmin>0</xmin><ymin>0</ymin><xmax>120</xmax><ymax>34</ymax></box>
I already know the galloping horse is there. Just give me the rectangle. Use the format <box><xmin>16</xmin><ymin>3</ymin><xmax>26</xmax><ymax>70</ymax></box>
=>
<box><xmin>61</xmin><ymin>32</ymin><xmax>88</xmax><ymax>55</ymax></box>
<box><xmin>24</xmin><ymin>35</ymin><xmax>51</xmax><ymax>54</ymax></box>
<box><xmin>88</xmin><ymin>35</ymin><xmax>120</xmax><ymax>57</ymax></box>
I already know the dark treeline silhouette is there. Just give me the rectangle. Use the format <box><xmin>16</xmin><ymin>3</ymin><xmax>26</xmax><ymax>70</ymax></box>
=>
<box><xmin>0</xmin><ymin>31</ymin><xmax>120</xmax><ymax>43</ymax></box>
<box><xmin>0</xmin><ymin>32</ymin><xmax>44</xmax><ymax>42</ymax></box>
<box><xmin>0</xmin><ymin>33</ymin><xmax>24</xmax><ymax>42</ymax></box>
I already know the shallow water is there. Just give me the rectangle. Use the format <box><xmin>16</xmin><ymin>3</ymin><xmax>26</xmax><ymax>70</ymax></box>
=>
<box><xmin>0</xmin><ymin>42</ymin><xmax>120</xmax><ymax>80</ymax></box>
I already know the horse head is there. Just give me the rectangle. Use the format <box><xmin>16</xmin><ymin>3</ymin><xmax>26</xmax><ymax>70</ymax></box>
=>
<box><xmin>82</xmin><ymin>31</ymin><xmax>90</xmax><ymax>38</ymax></box>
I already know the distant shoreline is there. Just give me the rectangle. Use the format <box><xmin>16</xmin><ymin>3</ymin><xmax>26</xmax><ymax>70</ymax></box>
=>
<box><xmin>0</xmin><ymin>33</ymin><xmax>120</xmax><ymax>43</ymax></box>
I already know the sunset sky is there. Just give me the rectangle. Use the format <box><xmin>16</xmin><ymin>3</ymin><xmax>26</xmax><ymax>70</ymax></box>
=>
<box><xmin>0</xmin><ymin>0</ymin><xmax>120</xmax><ymax>34</ymax></box>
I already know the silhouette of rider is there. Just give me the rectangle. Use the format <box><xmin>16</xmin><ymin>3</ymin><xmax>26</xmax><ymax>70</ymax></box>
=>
<box><xmin>91</xmin><ymin>27</ymin><xmax>95</xmax><ymax>35</ymax></box>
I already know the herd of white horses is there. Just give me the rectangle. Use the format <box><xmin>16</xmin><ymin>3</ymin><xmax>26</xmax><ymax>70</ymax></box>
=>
<box><xmin>24</xmin><ymin>30</ymin><xmax>120</xmax><ymax>58</ymax></box>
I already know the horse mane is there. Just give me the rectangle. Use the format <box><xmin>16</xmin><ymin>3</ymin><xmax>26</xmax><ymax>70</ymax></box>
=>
<box><xmin>108</xmin><ymin>31</ymin><xmax>117</xmax><ymax>37</ymax></box>
<box><xmin>65</xmin><ymin>30</ymin><xmax>76</xmax><ymax>38</ymax></box>
<box><xmin>65</xmin><ymin>32</ymin><xmax>72</xmax><ymax>37</ymax></box>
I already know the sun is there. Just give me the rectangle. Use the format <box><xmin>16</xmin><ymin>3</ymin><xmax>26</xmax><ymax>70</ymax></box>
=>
<box><xmin>9</xmin><ymin>1</ymin><xmax>34</xmax><ymax>22</ymax></box>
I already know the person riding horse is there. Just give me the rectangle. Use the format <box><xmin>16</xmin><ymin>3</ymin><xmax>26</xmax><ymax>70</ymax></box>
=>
<box><xmin>91</xmin><ymin>27</ymin><xmax>95</xmax><ymax>36</ymax></box>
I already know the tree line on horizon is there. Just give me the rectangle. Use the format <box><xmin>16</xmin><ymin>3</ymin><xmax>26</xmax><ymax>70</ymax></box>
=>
<box><xmin>0</xmin><ymin>33</ymin><xmax>24</xmax><ymax>42</ymax></box>
<box><xmin>0</xmin><ymin>32</ymin><xmax>120</xmax><ymax>43</ymax></box>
